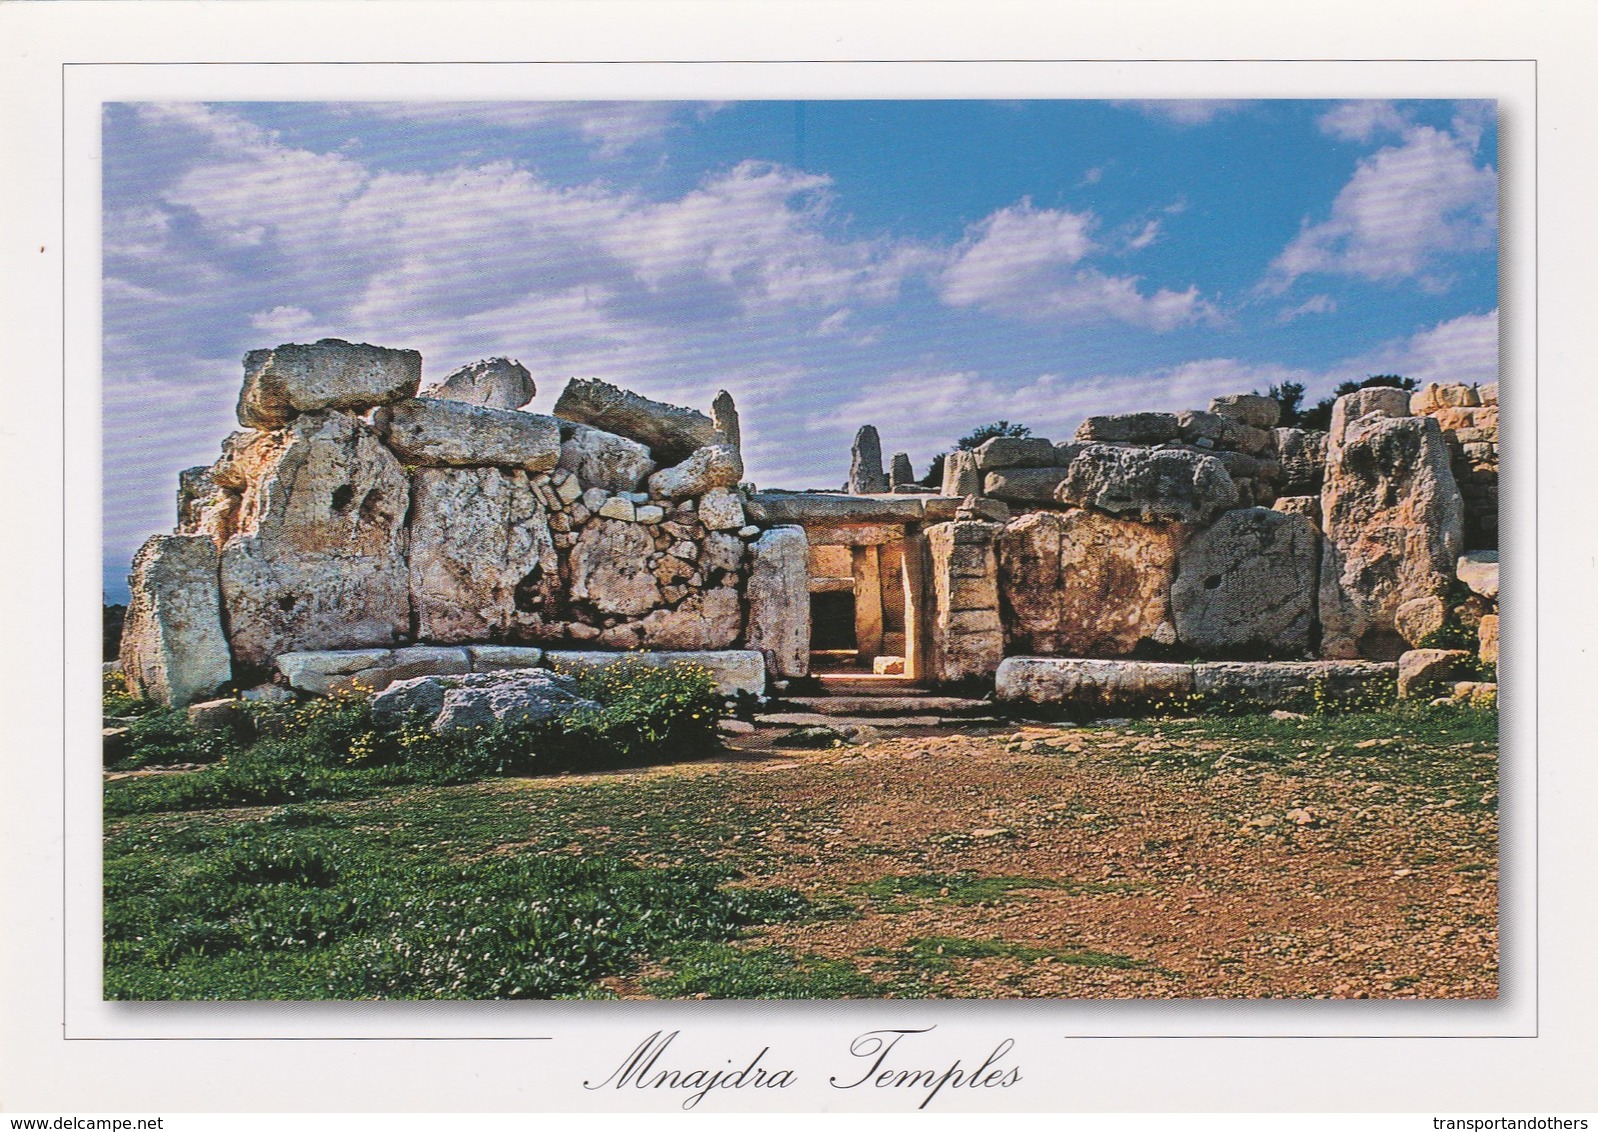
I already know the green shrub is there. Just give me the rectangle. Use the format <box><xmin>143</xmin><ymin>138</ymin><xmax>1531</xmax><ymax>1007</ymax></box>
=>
<box><xmin>102</xmin><ymin>669</ymin><xmax>150</xmax><ymax>719</ymax></box>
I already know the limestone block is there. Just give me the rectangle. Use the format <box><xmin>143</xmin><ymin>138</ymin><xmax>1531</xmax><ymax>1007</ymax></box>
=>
<box><xmin>994</xmin><ymin>657</ymin><xmax>1194</xmax><ymax>712</ymax></box>
<box><xmin>926</xmin><ymin>520</ymin><xmax>1003</xmax><ymax>681</ymax></box>
<box><xmin>1172</xmin><ymin>507</ymin><xmax>1320</xmax><ymax>656</ymax></box>
<box><xmin>941</xmin><ymin>450</ymin><xmax>983</xmax><ymax>497</ymax></box>
<box><xmin>1319</xmin><ymin>414</ymin><xmax>1463</xmax><ymax>657</ymax></box>
<box><xmin>750</xmin><ymin>492</ymin><xmax>928</xmax><ymax>525</ymax></box>
<box><xmin>698</xmin><ymin>486</ymin><xmax>746</xmax><ymax>531</ymax></box>
<box><xmin>973</xmin><ymin>436</ymin><xmax>1057</xmax><ymax>470</ymax></box>
<box><xmin>597</xmin><ymin>496</ymin><xmax>636</xmax><ymax>522</ymax></box>
<box><xmin>1478</xmin><ymin>614</ymin><xmax>1499</xmax><ymax>666</ymax></box>
<box><xmin>1410</xmin><ymin>383</ymin><xmax>1480</xmax><ymax>414</ymax></box>
<box><xmin>997</xmin><ymin>509</ymin><xmax>1186</xmax><ymax>657</ymax></box>
<box><xmin>425</xmin><ymin>357</ymin><xmax>535</xmax><ymax>410</ymax></box>
<box><xmin>1175</xmin><ymin>411</ymin><xmax>1271</xmax><ymax>456</ymax></box>
<box><xmin>1397</xmin><ymin>649</ymin><xmax>1471</xmax><ymax>699</ymax></box>
<box><xmin>1327</xmin><ymin>387</ymin><xmax>1412</xmax><ymax>455</ymax></box>
<box><xmin>983</xmin><ymin>466</ymin><xmax>1071</xmax><ymax>505</ymax></box>
<box><xmin>1457</xmin><ymin>550</ymin><xmax>1500</xmax><ymax>601</ymax></box>
<box><xmin>852</xmin><ymin>544</ymin><xmax>885</xmax><ymax>658</ymax></box>
<box><xmin>631</xmin><ymin>587</ymin><xmax>743</xmax><ymax>651</ymax></box>
<box><xmin>277</xmin><ymin>649</ymin><xmax>394</xmax><ymax>694</ymax></box>
<box><xmin>371</xmin><ymin>670</ymin><xmax>597</xmax><ymax>732</ymax></box>
<box><xmin>1192</xmin><ymin>660</ymin><xmax>1397</xmax><ymax>710</ymax></box>
<box><xmin>1074</xmin><ymin>412</ymin><xmax>1180</xmax><ymax>444</ymax></box>
<box><xmin>711</xmin><ymin>390</ymin><xmax>741</xmax><ymax>453</ymax></box>
<box><xmin>407</xmin><ymin>466</ymin><xmax>559</xmax><ymax>642</ymax></box>
<box><xmin>556</xmin><ymin>423</ymin><xmax>656</xmax><ymax>493</ymax></box>
<box><xmin>467</xmin><ymin>645</ymin><xmax>546</xmax><ymax>672</ymax></box>
<box><xmin>120</xmin><ymin>534</ymin><xmax>233</xmax><ymax>708</ymax></box>
<box><xmin>746</xmin><ymin>526</ymin><xmax>810</xmax><ymax>679</ymax></box>
<box><xmin>219</xmin><ymin>411</ymin><xmax>411</xmax><ymax>670</ymax></box>
<box><xmin>1209</xmin><ymin>393</ymin><xmax>1281</xmax><ymax>429</ymax></box>
<box><xmin>1271</xmin><ymin>428</ymin><xmax>1328</xmax><ymax>496</ymax></box>
<box><xmin>567</xmin><ymin>518</ymin><xmax>661</xmax><ymax>617</ymax></box>
<box><xmin>647</xmin><ymin>444</ymin><xmax>743</xmax><ymax>499</ymax></box>
<box><xmin>700</xmin><ymin>531</ymin><xmax>746</xmax><ymax>575</ymax></box>
<box><xmin>546</xmin><ymin>649</ymin><xmax>766</xmax><ymax>698</ymax></box>
<box><xmin>1478</xmin><ymin>383</ymin><xmax>1499</xmax><ymax>406</ymax></box>
<box><xmin>333</xmin><ymin>646</ymin><xmax>473</xmax><ymax>695</ymax></box>
<box><xmin>237</xmin><ymin>339</ymin><xmax>422</xmax><ymax>430</ymax></box>
<box><xmin>849</xmin><ymin>425</ymin><xmax>889</xmax><ymax>494</ymax></box>
<box><xmin>554</xmin><ymin>378</ymin><xmax>719</xmax><ymax>466</ymax></box>
<box><xmin>1056</xmin><ymin>444</ymin><xmax>1237</xmax><ymax>525</ymax></box>
<box><xmin>373</xmin><ymin>397</ymin><xmax>561</xmax><ymax>473</ymax></box>
<box><xmin>1395</xmin><ymin>595</ymin><xmax>1448</xmax><ymax>646</ymax></box>
<box><xmin>873</xmin><ymin>656</ymin><xmax>906</xmax><ymax>676</ymax></box>
<box><xmin>1273</xmin><ymin>495</ymin><xmax>1321</xmax><ymax>526</ymax></box>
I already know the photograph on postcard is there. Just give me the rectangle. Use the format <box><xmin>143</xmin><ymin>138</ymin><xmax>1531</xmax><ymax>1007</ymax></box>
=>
<box><xmin>100</xmin><ymin>98</ymin><xmax>1500</xmax><ymax>1002</ymax></box>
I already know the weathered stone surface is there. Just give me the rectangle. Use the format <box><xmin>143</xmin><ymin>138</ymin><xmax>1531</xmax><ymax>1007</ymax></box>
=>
<box><xmin>621</xmin><ymin>586</ymin><xmax>743</xmax><ymax>651</ymax></box>
<box><xmin>926</xmin><ymin>520</ymin><xmax>1004</xmax><ymax>681</ymax></box>
<box><xmin>556</xmin><ymin>423</ymin><xmax>656</xmax><ymax>493</ymax></box>
<box><xmin>1192</xmin><ymin>660</ymin><xmax>1396</xmax><ymax>709</ymax></box>
<box><xmin>546</xmin><ymin>649</ymin><xmax>766</xmax><ymax>698</ymax></box>
<box><xmin>467</xmin><ymin>645</ymin><xmax>546</xmax><ymax>671</ymax></box>
<box><xmin>957</xmin><ymin>495</ymin><xmax>1011</xmax><ymax>523</ymax></box>
<box><xmin>752</xmin><ymin>492</ymin><xmax>930</xmax><ymax>526</ymax></box>
<box><xmin>185</xmin><ymin>698</ymin><xmax>248</xmax><ymax>734</ymax></box>
<box><xmin>567</xmin><ymin>518</ymin><xmax>661</xmax><ymax>617</ymax></box>
<box><xmin>426</xmin><ymin>357</ymin><xmax>535</xmax><ymax>410</ymax></box>
<box><xmin>983</xmin><ymin>466</ymin><xmax>1071</xmax><ymax>505</ymax></box>
<box><xmin>647</xmin><ymin>444</ymin><xmax>743</xmax><ymax>499</ymax></box>
<box><xmin>997</xmin><ymin>509</ymin><xmax>1186</xmax><ymax>657</ymax></box>
<box><xmin>1175</xmin><ymin>411</ymin><xmax>1271</xmax><ymax>456</ymax></box>
<box><xmin>1410</xmin><ymin>383</ymin><xmax>1480</xmax><ymax>414</ymax></box>
<box><xmin>1457</xmin><ymin>550</ymin><xmax>1500</xmax><ymax>601</ymax></box>
<box><xmin>237</xmin><ymin>339</ymin><xmax>421</xmax><ymax>430</ymax></box>
<box><xmin>371</xmin><ymin>670</ymin><xmax>598</xmax><ymax>732</ymax></box>
<box><xmin>1209</xmin><ymin>393</ymin><xmax>1281</xmax><ymax>429</ymax></box>
<box><xmin>373</xmin><ymin>398</ymin><xmax>560</xmax><ymax>473</ymax></box>
<box><xmin>332</xmin><ymin>646</ymin><xmax>473</xmax><ymax>695</ymax></box>
<box><xmin>849</xmin><ymin>425</ymin><xmax>889</xmax><ymax>494</ymax></box>
<box><xmin>408</xmin><ymin>467</ymin><xmax>559</xmax><ymax>642</ymax></box>
<box><xmin>1319</xmin><ymin>411</ymin><xmax>1463</xmax><ymax>657</ymax></box>
<box><xmin>746</xmin><ymin>526</ymin><xmax>810</xmax><ymax>679</ymax></box>
<box><xmin>1272</xmin><ymin>495</ymin><xmax>1321</xmax><ymax>526</ymax></box>
<box><xmin>873</xmin><ymin>656</ymin><xmax>906</xmax><ymax>675</ymax></box>
<box><xmin>1271</xmin><ymin>428</ymin><xmax>1327</xmax><ymax>496</ymax></box>
<box><xmin>941</xmin><ymin>450</ymin><xmax>982</xmax><ymax>497</ymax></box>
<box><xmin>217</xmin><ymin>412</ymin><xmax>413</xmax><ymax>670</ymax></box>
<box><xmin>1172</xmin><ymin>507</ymin><xmax>1320</xmax><ymax>656</ymax></box>
<box><xmin>995</xmin><ymin>657</ymin><xmax>1194</xmax><ymax>712</ymax></box>
<box><xmin>1478</xmin><ymin>383</ymin><xmax>1499</xmax><ymax>406</ymax></box>
<box><xmin>277</xmin><ymin>649</ymin><xmax>394</xmax><ymax>694</ymax></box>
<box><xmin>852</xmin><ymin>544</ymin><xmax>886</xmax><ymax>658</ymax></box>
<box><xmin>698</xmin><ymin>486</ymin><xmax>746</xmax><ymax>531</ymax></box>
<box><xmin>554</xmin><ymin>378</ymin><xmax>718</xmax><ymax>466</ymax></box>
<box><xmin>177</xmin><ymin>466</ymin><xmax>218</xmax><ymax>530</ymax></box>
<box><xmin>1394</xmin><ymin>595</ymin><xmax>1448</xmax><ymax>647</ymax></box>
<box><xmin>711</xmin><ymin>390</ymin><xmax>741</xmax><ymax>453</ymax></box>
<box><xmin>1478</xmin><ymin>614</ymin><xmax>1499</xmax><ymax>666</ymax></box>
<box><xmin>1075</xmin><ymin>413</ymin><xmax>1180</xmax><ymax>445</ymax></box>
<box><xmin>889</xmin><ymin>452</ymin><xmax>915</xmax><ymax>488</ymax></box>
<box><xmin>1056</xmin><ymin>444</ymin><xmax>1237</xmax><ymax>525</ymax></box>
<box><xmin>1327</xmin><ymin>386</ymin><xmax>1411</xmax><ymax>454</ymax></box>
<box><xmin>597</xmin><ymin>497</ymin><xmax>636</xmax><ymax>522</ymax></box>
<box><xmin>699</xmin><ymin>531</ymin><xmax>746</xmax><ymax>576</ymax></box>
<box><xmin>973</xmin><ymin>436</ymin><xmax>1056</xmax><ymax>470</ymax></box>
<box><xmin>120</xmin><ymin>535</ymin><xmax>232</xmax><ymax>707</ymax></box>
<box><xmin>1398</xmin><ymin>649</ymin><xmax>1471</xmax><ymax>699</ymax></box>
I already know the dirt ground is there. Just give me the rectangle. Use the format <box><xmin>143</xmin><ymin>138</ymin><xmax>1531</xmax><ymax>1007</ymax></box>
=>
<box><xmin>587</xmin><ymin>721</ymin><xmax>1498</xmax><ymax>1000</ymax></box>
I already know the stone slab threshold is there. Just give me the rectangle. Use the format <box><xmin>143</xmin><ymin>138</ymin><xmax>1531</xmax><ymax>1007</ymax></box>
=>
<box><xmin>995</xmin><ymin>657</ymin><xmax>1397</xmax><ymax>713</ymax></box>
<box><xmin>782</xmin><ymin>695</ymin><xmax>992</xmax><ymax>717</ymax></box>
<box><xmin>754</xmin><ymin>711</ymin><xmax>1003</xmax><ymax>730</ymax></box>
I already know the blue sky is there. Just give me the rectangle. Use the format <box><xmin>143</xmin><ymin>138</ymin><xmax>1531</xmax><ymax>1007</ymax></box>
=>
<box><xmin>103</xmin><ymin>98</ymin><xmax>1499</xmax><ymax>601</ymax></box>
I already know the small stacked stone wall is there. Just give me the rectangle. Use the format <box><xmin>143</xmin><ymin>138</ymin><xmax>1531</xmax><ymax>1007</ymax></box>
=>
<box><xmin>1411</xmin><ymin>382</ymin><xmax>1499</xmax><ymax>550</ymax></box>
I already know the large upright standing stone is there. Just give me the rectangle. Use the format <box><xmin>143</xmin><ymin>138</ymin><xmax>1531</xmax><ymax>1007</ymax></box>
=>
<box><xmin>849</xmin><ymin>426</ymin><xmax>889</xmax><ymax>494</ymax></box>
<box><xmin>997</xmin><ymin>509</ymin><xmax>1186</xmax><ymax>657</ymax></box>
<box><xmin>408</xmin><ymin>467</ymin><xmax>560</xmax><ymax>643</ymax></box>
<box><xmin>711</xmin><ymin>390</ymin><xmax>741</xmax><ymax>454</ymax></box>
<box><xmin>925</xmin><ymin>519</ymin><xmax>1004</xmax><ymax>681</ymax></box>
<box><xmin>1319</xmin><ymin>394</ymin><xmax>1464</xmax><ymax>658</ymax></box>
<box><xmin>120</xmin><ymin>534</ymin><xmax>233</xmax><ymax>707</ymax></box>
<box><xmin>219</xmin><ymin>411</ymin><xmax>412</xmax><ymax>669</ymax></box>
<box><xmin>554</xmin><ymin>378</ymin><xmax>718</xmax><ymax>465</ymax></box>
<box><xmin>236</xmin><ymin>339</ymin><xmax>422</xmax><ymax>430</ymax></box>
<box><xmin>1171</xmin><ymin>507</ymin><xmax>1320</xmax><ymax>656</ymax></box>
<box><xmin>746</xmin><ymin>526</ymin><xmax>810</xmax><ymax>679</ymax></box>
<box><xmin>889</xmin><ymin>452</ymin><xmax>915</xmax><ymax>489</ymax></box>
<box><xmin>941</xmin><ymin>450</ymin><xmax>982</xmax><ymax>498</ymax></box>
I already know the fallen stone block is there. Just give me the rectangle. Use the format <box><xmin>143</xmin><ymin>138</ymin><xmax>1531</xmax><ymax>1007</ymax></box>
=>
<box><xmin>995</xmin><ymin>657</ymin><xmax>1195</xmax><ymax>712</ymax></box>
<box><xmin>1397</xmin><ymin>649</ymin><xmax>1472</xmax><ymax>699</ymax></box>
<box><xmin>555</xmin><ymin>378</ymin><xmax>719</xmax><ymax>466</ymax></box>
<box><xmin>1192</xmin><ymin>661</ymin><xmax>1396</xmax><ymax>710</ymax></box>
<box><xmin>1457</xmin><ymin>550</ymin><xmax>1500</xmax><ymax>601</ymax></box>
<box><xmin>648</xmin><ymin>444</ymin><xmax>743</xmax><ymax>499</ymax></box>
<box><xmin>371</xmin><ymin>669</ymin><xmax>598</xmax><ymax>732</ymax></box>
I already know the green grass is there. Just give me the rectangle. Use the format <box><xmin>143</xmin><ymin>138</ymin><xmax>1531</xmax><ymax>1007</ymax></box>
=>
<box><xmin>643</xmin><ymin>944</ymin><xmax>884</xmax><ymax>999</ymax></box>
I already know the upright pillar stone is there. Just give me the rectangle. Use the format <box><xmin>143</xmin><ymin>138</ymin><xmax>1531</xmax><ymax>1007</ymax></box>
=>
<box><xmin>940</xmin><ymin>449</ymin><xmax>982</xmax><ymax>498</ymax></box>
<box><xmin>925</xmin><ymin>520</ymin><xmax>1004</xmax><ymax>682</ymax></box>
<box><xmin>120</xmin><ymin>534</ymin><xmax>233</xmax><ymax>707</ymax></box>
<box><xmin>900</xmin><ymin>529</ymin><xmax>931</xmax><ymax>682</ymax></box>
<box><xmin>851</xmin><ymin>544</ymin><xmax>885</xmax><ymax>662</ymax></box>
<box><xmin>849</xmin><ymin>425</ymin><xmax>889</xmax><ymax>494</ymax></box>
<box><xmin>746</xmin><ymin>526</ymin><xmax>810</xmax><ymax>679</ymax></box>
<box><xmin>711</xmin><ymin>390</ymin><xmax>741</xmax><ymax>456</ymax></box>
<box><xmin>889</xmin><ymin>452</ymin><xmax>914</xmax><ymax>489</ymax></box>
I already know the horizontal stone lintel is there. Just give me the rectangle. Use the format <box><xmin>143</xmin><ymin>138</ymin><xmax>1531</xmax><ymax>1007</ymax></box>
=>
<box><xmin>751</xmin><ymin>491</ymin><xmax>963</xmax><ymax>525</ymax></box>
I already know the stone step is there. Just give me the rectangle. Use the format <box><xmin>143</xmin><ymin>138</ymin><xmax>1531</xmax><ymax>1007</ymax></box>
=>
<box><xmin>755</xmin><ymin>711</ymin><xmax>1003</xmax><ymax>730</ymax></box>
<box><xmin>783</xmin><ymin>695</ymin><xmax>991</xmax><ymax>717</ymax></box>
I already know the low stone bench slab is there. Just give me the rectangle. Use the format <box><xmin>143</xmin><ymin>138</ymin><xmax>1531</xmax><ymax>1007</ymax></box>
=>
<box><xmin>543</xmin><ymin>649</ymin><xmax>766</xmax><ymax>697</ymax></box>
<box><xmin>995</xmin><ymin>656</ymin><xmax>1398</xmax><ymax>714</ymax></box>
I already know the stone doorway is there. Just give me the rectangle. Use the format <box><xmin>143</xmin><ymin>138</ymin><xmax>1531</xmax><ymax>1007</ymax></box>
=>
<box><xmin>805</xmin><ymin>528</ymin><xmax>915</xmax><ymax>678</ymax></box>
